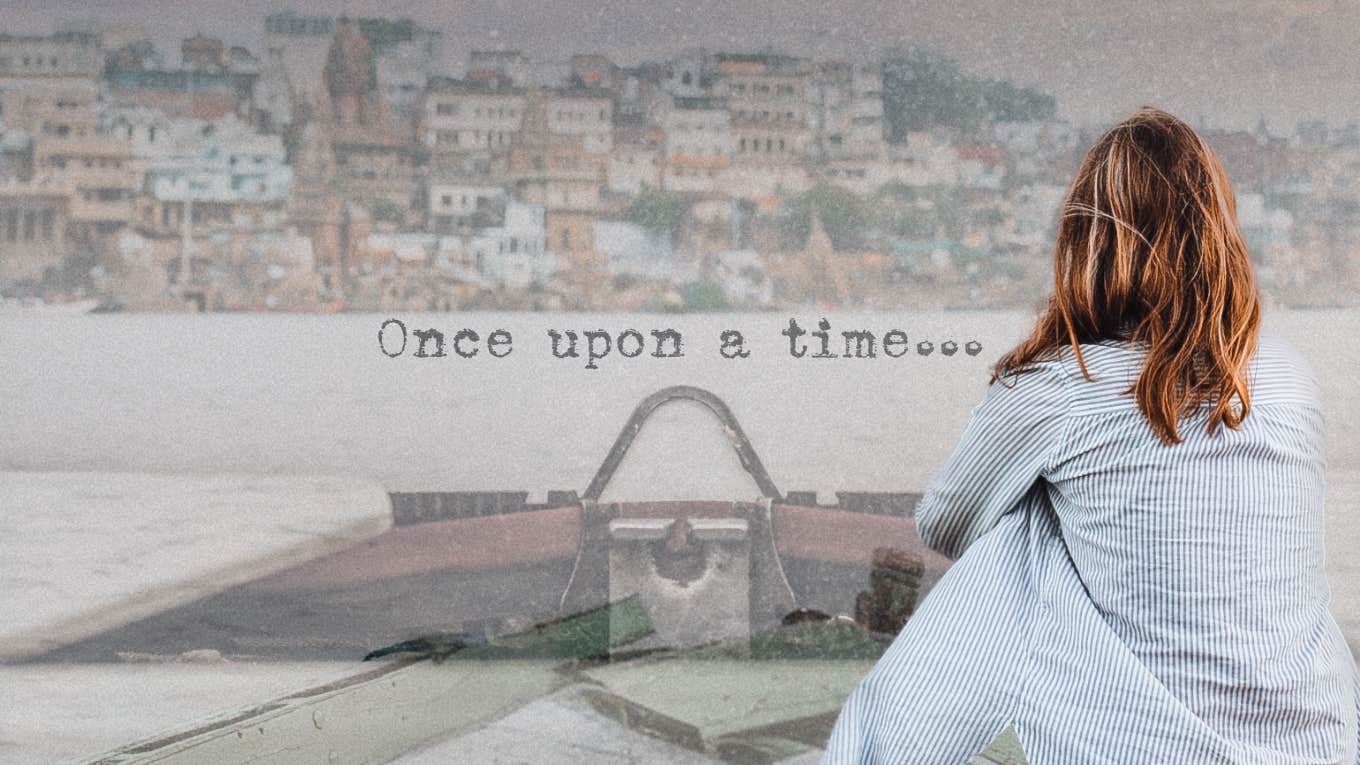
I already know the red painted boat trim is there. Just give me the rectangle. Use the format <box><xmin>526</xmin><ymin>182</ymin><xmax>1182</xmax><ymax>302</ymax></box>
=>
<box><xmin>771</xmin><ymin>504</ymin><xmax>950</xmax><ymax>570</ymax></box>
<box><xmin>248</xmin><ymin>502</ymin><xmax>950</xmax><ymax>592</ymax></box>
<box><xmin>249</xmin><ymin>505</ymin><xmax>581</xmax><ymax>591</ymax></box>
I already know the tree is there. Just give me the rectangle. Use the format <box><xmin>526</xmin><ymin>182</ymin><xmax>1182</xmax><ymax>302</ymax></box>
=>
<box><xmin>625</xmin><ymin>190</ymin><xmax>693</xmax><ymax>244</ymax></box>
<box><xmin>368</xmin><ymin>198</ymin><xmax>405</xmax><ymax>224</ymax></box>
<box><xmin>880</xmin><ymin>47</ymin><xmax>1057</xmax><ymax>140</ymax></box>
<box><xmin>681</xmin><ymin>280</ymin><xmax>728</xmax><ymax>311</ymax></box>
<box><xmin>356</xmin><ymin>18</ymin><xmax>417</xmax><ymax>53</ymax></box>
<box><xmin>783</xmin><ymin>183</ymin><xmax>874</xmax><ymax>251</ymax></box>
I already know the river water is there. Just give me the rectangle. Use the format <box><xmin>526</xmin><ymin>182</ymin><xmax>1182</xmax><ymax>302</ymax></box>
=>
<box><xmin>2</xmin><ymin>308</ymin><xmax>1357</xmax><ymax>640</ymax></box>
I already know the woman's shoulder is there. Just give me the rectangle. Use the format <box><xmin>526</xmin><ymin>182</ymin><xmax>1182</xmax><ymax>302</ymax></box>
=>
<box><xmin>1246</xmin><ymin>332</ymin><xmax>1323</xmax><ymax>409</ymax></box>
<box><xmin>1015</xmin><ymin>341</ymin><xmax>1141</xmax><ymax>397</ymax></box>
<box><xmin>980</xmin><ymin>356</ymin><xmax>1073</xmax><ymax>417</ymax></box>
<box><xmin>1017</xmin><ymin>332</ymin><xmax>1322</xmax><ymax>411</ymax></box>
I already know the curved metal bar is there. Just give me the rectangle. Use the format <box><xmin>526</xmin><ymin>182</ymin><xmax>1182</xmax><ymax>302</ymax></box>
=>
<box><xmin>582</xmin><ymin>385</ymin><xmax>782</xmax><ymax>501</ymax></box>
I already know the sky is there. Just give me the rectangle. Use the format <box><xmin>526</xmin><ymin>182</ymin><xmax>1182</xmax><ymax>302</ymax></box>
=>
<box><xmin>2</xmin><ymin>0</ymin><xmax>1358</xmax><ymax>134</ymax></box>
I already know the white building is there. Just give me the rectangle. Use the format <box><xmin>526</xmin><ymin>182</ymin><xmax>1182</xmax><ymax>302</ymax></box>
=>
<box><xmin>718</xmin><ymin>162</ymin><xmax>811</xmax><ymax>200</ymax></box>
<box><xmin>0</xmin><ymin>31</ymin><xmax>103</xmax><ymax>144</ymax></box>
<box><xmin>810</xmin><ymin>61</ymin><xmax>886</xmax><ymax>162</ymax></box>
<box><xmin>421</xmin><ymin>77</ymin><xmax>527</xmax><ymax>159</ymax></box>
<box><xmin>546</xmin><ymin>88</ymin><xmax>613</xmax><ymax>154</ymax></box>
<box><xmin>661</xmin><ymin>95</ymin><xmax>729</xmax><ymax>193</ymax></box>
<box><xmin>594</xmin><ymin>218</ymin><xmax>697</xmax><ymax>285</ymax></box>
<box><xmin>0</xmin><ymin>31</ymin><xmax>102</xmax><ymax>83</ymax></box>
<box><xmin>665</xmin><ymin>50</ymin><xmax>710</xmax><ymax>98</ymax></box>
<box><xmin>468</xmin><ymin>199</ymin><xmax>556</xmax><ymax>288</ymax></box>
<box><xmin>109</xmin><ymin>109</ymin><xmax>292</xmax><ymax>232</ymax></box>
<box><xmin>426</xmin><ymin>178</ymin><xmax>507</xmax><ymax>230</ymax></box>
<box><xmin>376</xmin><ymin>32</ymin><xmax>444</xmax><ymax>119</ymax></box>
<box><xmin>712</xmin><ymin>249</ymin><xmax>773</xmax><ymax>306</ymax></box>
<box><xmin>662</xmin><ymin>95</ymin><xmax>729</xmax><ymax>159</ymax></box>
<box><xmin>261</xmin><ymin>13</ymin><xmax>336</xmax><ymax>102</ymax></box>
<box><xmin>607</xmin><ymin>135</ymin><xmax>662</xmax><ymax>195</ymax></box>
<box><xmin>879</xmin><ymin>133</ymin><xmax>966</xmax><ymax>187</ymax></box>
<box><xmin>251</xmin><ymin>49</ymin><xmax>295</xmax><ymax>131</ymax></box>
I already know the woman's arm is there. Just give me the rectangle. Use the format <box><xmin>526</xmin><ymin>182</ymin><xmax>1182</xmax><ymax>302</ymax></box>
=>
<box><xmin>915</xmin><ymin>361</ymin><xmax>1072</xmax><ymax>560</ymax></box>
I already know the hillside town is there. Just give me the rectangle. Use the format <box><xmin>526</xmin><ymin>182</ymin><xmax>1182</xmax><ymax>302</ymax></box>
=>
<box><xmin>1</xmin><ymin>14</ymin><xmax>1357</xmax><ymax>312</ymax></box>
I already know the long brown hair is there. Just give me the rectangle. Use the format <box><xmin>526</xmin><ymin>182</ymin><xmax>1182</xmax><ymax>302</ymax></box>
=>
<box><xmin>993</xmin><ymin>106</ymin><xmax>1262</xmax><ymax>445</ymax></box>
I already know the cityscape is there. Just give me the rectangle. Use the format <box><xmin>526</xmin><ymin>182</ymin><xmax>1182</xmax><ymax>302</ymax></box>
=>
<box><xmin>1</xmin><ymin>11</ymin><xmax>1357</xmax><ymax>313</ymax></box>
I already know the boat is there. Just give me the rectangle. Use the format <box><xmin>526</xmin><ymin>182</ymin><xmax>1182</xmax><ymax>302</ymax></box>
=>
<box><xmin>60</xmin><ymin>386</ymin><xmax>1027</xmax><ymax>764</ymax></box>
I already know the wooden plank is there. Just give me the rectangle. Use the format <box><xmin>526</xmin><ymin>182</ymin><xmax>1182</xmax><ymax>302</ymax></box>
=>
<box><xmin>85</xmin><ymin>598</ymin><xmax>656</xmax><ymax>763</ymax></box>
<box><xmin>85</xmin><ymin>659</ymin><xmax>566</xmax><ymax>765</ymax></box>
<box><xmin>581</xmin><ymin>658</ymin><xmax>875</xmax><ymax>743</ymax></box>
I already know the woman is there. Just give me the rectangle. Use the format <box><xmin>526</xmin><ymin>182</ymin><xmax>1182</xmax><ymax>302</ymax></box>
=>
<box><xmin>822</xmin><ymin>107</ymin><xmax>1360</xmax><ymax>764</ymax></box>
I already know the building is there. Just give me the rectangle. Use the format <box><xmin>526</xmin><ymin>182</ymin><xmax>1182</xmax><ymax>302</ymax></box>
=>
<box><xmin>308</xmin><ymin>18</ymin><xmax>421</xmax><ymax>219</ymax></box>
<box><xmin>810</xmin><ymin>61</ymin><xmax>885</xmax><ymax>162</ymax></box>
<box><xmin>426</xmin><ymin>176</ymin><xmax>507</xmax><ymax>232</ymax></box>
<box><xmin>569</xmin><ymin>54</ymin><xmax>618</xmax><ymax>89</ymax></box>
<box><xmin>506</xmin><ymin>87</ymin><xmax>613</xmax><ymax>269</ymax></box>
<box><xmin>105</xmin><ymin>67</ymin><xmax>243</xmax><ymax>121</ymax></box>
<box><xmin>714</xmin><ymin>53</ymin><xmax>814</xmax><ymax>199</ymax></box>
<box><xmin>181</xmin><ymin>34</ymin><xmax>226</xmax><ymax>70</ymax></box>
<box><xmin>0</xmin><ymin>126</ymin><xmax>32</xmax><ymax>180</ymax></box>
<box><xmin>0</xmin><ymin>76</ymin><xmax>98</xmax><ymax>141</ymax></box>
<box><xmin>665</xmin><ymin>49</ymin><xmax>712</xmax><ymax>98</ymax></box>
<box><xmin>660</xmin><ymin>95</ymin><xmax>729</xmax><ymax>193</ymax></box>
<box><xmin>251</xmin><ymin>49</ymin><xmax>295</xmax><ymax>132</ymax></box>
<box><xmin>0</xmin><ymin>175</ymin><xmax>68</xmax><ymax>286</ymax></box>
<box><xmin>467</xmin><ymin>198</ymin><xmax>555</xmax><ymax>288</ymax></box>
<box><xmin>263</xmin><ymin>13</ymin><xmax>338</xmax><ymax>104</ymax></box>
<box><xmin>717</xmin><ymin>53</ymin><xmax>813</xmax><ymax>161</ymax></box>
<box><xmin>767</xmin><ymin>209</ymin><xmax>850</xmax><ymax>305</ymax></box>
<box><xmin>0</xmin><ymin>32</ymin><xmax>136</xmax><ymax>286</ymax></box>
<box><xmin>286</xmin><ymin>18</ymin><xmax>424</xmax><ymax>291</ymax></box>
<box><xmin>661</xmin><ymin>95</ymin><xmax>730</xmax><ymax>158</ymax></box>
<box><xmin>546</xmin><ymin>87</ymin><xmax>613</xmax><ymax>154</ymax></box>
<box><xmin>420</xmin><ymin>76</ymin><xmax>527</xmax><ymax>175</ymax></box>
<box><xmin>954</xmin><ymin>144</ymin><xmax>1006</xmax><ymax>189</ymax></box>
<box><xmin>24</xmin><ymin>95</ymin><xmax>139</xmax><ymax>232</ymax></box>
<box><xmin>0</xmin><ymin>32</ymin><xmax>102</xmax><ymax>84</ymax></box>
<box><xmin>712</xmin><ymin>249</ymin><xmax>773</xmax><ymax>306</ymax></box>
<box><xmin>607</xmin><ymin>120</ymin><xmax>663</xmax><ymax>195</ymax></box>
<box><xmin>0</xmin><ymin>31</ymin><xmax>102</xmax><ymax>140</ymax></box>
<box><xmin>368</xmin><ymin>21</ymin><xmax>444</xmax><ymax>119</ymax></box>
<box><xmin>594</xmin><ymin>218</ymin><xmax>695</xmax><ymax>285</ymax></box>
<box><xmin>612</xmin><ymin>63</ymin><xmax>668</xmax><ymax>122</ymax></box>
<box><xmin>467</xmin><ymin>50</ymin><xmax>532</xmax><ymax>87</ymax></box>
<box><xmin>288</xmin><ymin>120</ymin><xmax>345</xmax><ymax>287</ymax></box>
<box><xmin>96</xmin><ymin>34</ymin><xmax>261</xmax><ymax>122</ymax></box>
<box><xmin>117</xmin><ymin>112</ymin><xmax>293</xmax><ymax>237</ymax></box>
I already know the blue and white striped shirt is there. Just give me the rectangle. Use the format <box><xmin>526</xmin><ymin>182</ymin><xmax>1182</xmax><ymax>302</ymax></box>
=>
<box><xmin>823</xmin><ymin>332</ymin><xmax>1360</xmax><ymax>764</ymax></box>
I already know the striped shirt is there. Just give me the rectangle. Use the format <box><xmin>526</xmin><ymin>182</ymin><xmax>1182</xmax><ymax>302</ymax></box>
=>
<box><xmin>822</xmin><ymin>332</ymin><xmax>1360</xmax><ymax>764</ymax></box>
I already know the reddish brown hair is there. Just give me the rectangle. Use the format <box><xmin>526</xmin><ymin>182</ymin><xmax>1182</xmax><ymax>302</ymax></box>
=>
<box><xmin>993</xmin><ymin>106</ymin><xmax>1262</xmax><ymax>445</ymax></box>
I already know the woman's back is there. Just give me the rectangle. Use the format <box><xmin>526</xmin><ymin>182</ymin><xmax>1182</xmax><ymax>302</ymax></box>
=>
<box><xmin>822</xmin><ymin>332</ymin><xmax>1359</xmax><ymax>763</ymax></box>
<box><xmin>822</xmin><ymin>106</ymin><xmax>1358</xmax><ymax>764</ymax></box>
<box><xmin>1046</xmin><ymin>333</ymin><xmax>1352</xmax><ymax>751</ymax></box>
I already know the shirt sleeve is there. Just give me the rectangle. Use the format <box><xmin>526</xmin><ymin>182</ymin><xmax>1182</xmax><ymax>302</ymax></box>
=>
<box><xmin>914</xmin><ymin>361</ymin><xmax>1071</xmax><ymax>561</ymax></box>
